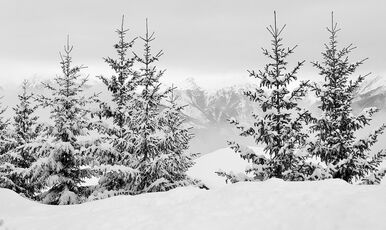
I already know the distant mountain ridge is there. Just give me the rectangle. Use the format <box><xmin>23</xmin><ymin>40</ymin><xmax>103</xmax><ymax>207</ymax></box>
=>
<box><xmin>2</xmin><ymin>75</ymin><xmax>386</xmax><ymax>154</ymax></box>
<box><xmin>353</xmin><ymin>75</ymin><xmax>386</xmax><ymax>112</ymax></box>
<box><xmin>176</xmin><ymin>81</ymin><xmax>255</xmax><ymax>126</ymax></box>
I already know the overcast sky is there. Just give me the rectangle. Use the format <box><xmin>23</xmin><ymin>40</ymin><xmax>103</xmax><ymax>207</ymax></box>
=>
<box><xmin>1</xmin><ymin>0</ymin><xmax>385</xmax><ymax>89</ymax></box>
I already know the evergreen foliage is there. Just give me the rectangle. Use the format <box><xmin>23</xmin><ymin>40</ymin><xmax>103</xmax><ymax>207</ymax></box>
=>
<box><xmin>132</xmin><ymin>18</ymin><xmax>168</xmax><ymax>165</ymax></box>
<box><xmin>27</xmin><ymin>37</ymin><xmax>96</xmax><ymax>204</ymax></box>
<box><xmin>218</xmin><ymin>12</ymin><xmax>316</xmax><ymax>182</ymax></box>
<box><xmin>137</xmin><ymin>85</ymin><xmax>196</xmax><ymax>192</ymax></box>
<box><xmin>0</xmin><ymin>99</ymin><xmax>12</xmax><ymax>154</ymax></box>
<box><xmin>0</xmin><ymin>98</ymin><xmax>17</xmax><ymax>193</ymax></box>
<box><xmin>90</xmin><ymin>16</ymin><xmax>140</xmax><ymax>193</ymax></box>
<box><xmin>93</xmin><ymin>18</ymin><xmax>198</xmax><ymax>197</ymax></box>
<box><xmin>132</xmin><ymin>19</ymin><xmax>195</xmax><ymax>192</ymax></box>
<box><xmin>3</xmin><ymin>13</ymin><xmax>386</xmax><ymax>206</ymax></box>
<box><xmin>90</xmin><ymin>17</ymin><xmax>196</xmax><ymax>196</ymax></box>
<box><xmin>0</xmin><ymin>81</ymin><xmax>41</xmax><ymax>198</ymax></box>
<box><xmin>309</xmin><ymin>12</ymin><xmax>386</xmax><ymax>184</ymax></box>
<box><xmin>13</xmin><ymin>81</ymin><xmax>41</xmax><ymax>146</ymax></box>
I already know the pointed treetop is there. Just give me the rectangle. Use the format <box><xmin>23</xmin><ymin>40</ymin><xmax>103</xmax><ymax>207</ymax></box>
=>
<box><xmin>331</xmin><ymin>11</ymin><xmax>334</xmax><ymax>30</ymax></box>
<box><xmin>328</xmin><ymin>11</ymin><xmax>340</xmax><ymax>34</ymax></box>
<box><xmin>59</xmin><ymin>34</ymin><xmax>74</xmax><ymax>63</ymax></box>
<box><xmin>143</xmin><ymin>18</ymin><xmax>155</xmax><ymax>42</ymax></box>
<box><xmin>121</xmin><ymin>15</ymin><xmax>125</xmax><ymax>31</ymax></box>
<box><xmin>21</xmin><ymin>79</ymin><xmax>29</xmax><ymax>91</ymax></box>
<box><xmin>146</xmin><ymin>18</ymin><xmax>148</xmax><ymax>36</ymax></box>
<box><xmin>267</xmin><ymin>11</ymin><xmax>286</xmax><ymax>37</ymax></box>
<box><xmin>274</xmin><ymin>11</ymin><xmax>277</xmax><ymax>31</ymax></box>
<box><xmin>65</xmin><ymin>34</ymin><xmax>73</xmax><ymax>54</ymax></box>
<box><xmin>115</xmin><ymin>14</ymin><xmax>129</xmax><ymax>35</ymax></box>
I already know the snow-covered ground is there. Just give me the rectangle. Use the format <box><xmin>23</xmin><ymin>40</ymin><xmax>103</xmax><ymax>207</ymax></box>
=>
<box><xmin>1</xmin><ymin>147</ymin><xmax>386</xmax><ymax>230</ymax></box>
<box><xmin>187</xmin><ymin>147</ymin><xmax>252</xmax><ymax>188</ymax></box>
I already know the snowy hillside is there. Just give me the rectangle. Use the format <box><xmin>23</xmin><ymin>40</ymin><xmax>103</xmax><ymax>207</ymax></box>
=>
<box><xmin>2</xmin><ymin>179</ymin><xmax>386</xmax><ymax>230</ymax></box>
<box><xmin>2</xmin><ymin>147</ymin><xmax>386</xmax><ymax>230</ymax></box>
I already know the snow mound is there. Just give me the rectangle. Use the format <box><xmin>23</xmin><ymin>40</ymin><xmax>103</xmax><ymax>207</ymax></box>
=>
<box><xmin>1</xmin><ymin>179</ymin><xmax>386</xmax><ymax>230</ymax></box>
<box><xmin>188</xmin><ymin>147</ymin><xmax>249</xmax><ymax>188</ymax></box>
<box><xmin>187</xmin><ymin>146</ymin><xmax>264</xmax><ymax>188</ymax></box>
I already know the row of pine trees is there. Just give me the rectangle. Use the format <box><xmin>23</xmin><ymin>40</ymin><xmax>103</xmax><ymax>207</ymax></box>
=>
<box><xmin>218</xmin><ymin>12</ymin><xmax>386</xmax><ymax>185</ymax></box>
<box><xmin>0</xmin><ymin>12</ymin><xmax>385</xmax><ymax>206</ymax></box>
<box><xmin>0</xmin><ymin>17</ymin><xmax>197</xmax><ymax>205</ymax></box>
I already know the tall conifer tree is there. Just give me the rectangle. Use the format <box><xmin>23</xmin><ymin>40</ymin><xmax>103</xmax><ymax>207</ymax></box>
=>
<box><xmin>132</xmin><ymin>19</ymin><xmax>166</xmax><ymax>164</ymax></box>
<box><xmin>29</xmin><ymin>37</ymin><xmax>95</xmax><ymax>204</ymax></box>
<box><xmin>0</xmin><ymin>81</ymin><xmax>41</xmax><ymax>198</ymax></box>
<box><xmin>0</xmin><ymin>99</ymin><xmax>12</xmax><ymax>155</ymax></box>
<box><xmin>0</xmin><ymin>99</ymin><xmax>17</xmax><ymax>192</ymax></box>
<box><xmin>218</xmin><ymin>12</ymin><xmax>315</xmax><ymax>182</ymax></box>
<box><xmin>138</xmin><ymin>85</ymin><xmax>196</xmax><ymax>192</ymax></box>
<box><xmin>13</xmin><ymin>81</ymin><xmax>41</xmax><ymax>146</ymax></box>
<box><xmin>309</xmin><ymin>13</ymin><xmax>386</xmax><ymax>184</ymax></box>
<box><xmin>91</xmin><ymin>16</ymin><xmax>140</xmax><ymax>192</ymax></box>
<box><xmin>132</xmin><ymin>19</ymin><xmax>197</xmax><ymax>191</ymax></box>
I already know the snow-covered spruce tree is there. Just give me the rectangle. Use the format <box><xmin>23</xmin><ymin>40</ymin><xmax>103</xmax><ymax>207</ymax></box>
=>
<box><xmin>309</xmin><ymin>13</ymin><xmax>386</xmax><ymax>184</ymax></box>
<box><xmin>140</xmin><ymin>85</ymin><xmax>196</xmax><ymax>192</ymax></box>
<box><xmin>28</xmin><ymin>37</ymin><xmax>96</xmax><ymax>204</ymax></box>
<box><xmin>0</xmin><ymin>99</ymin><xmax>17</xmax><ymax>191</ymax></box>
<box><xmin>13</xmin><ymin>81</ymin><xmax>41</xmax><ymax>146</ymax></box>
<box><xmin>0</xmin><ymin>99</ymin><xmax>12</xmax><ymax>154</ymax></box>
<box><xmin>0</xmin><ymin>81</ymin><xmax>41</xmax><ymax>198</ymax></box>
<box><xmin>217</xmin><ymin>12</ymin><xmax>318</xmax><ymax>182</ymax></box>
<box><xmin>133</xmin><ymin>20</ymin><xmax>196</xmax><ymax>192</ymax></box>
<box><xmin>90</xmin><ymin>16</ymin><xmax>140</xmax><ymax>194</ymax></box>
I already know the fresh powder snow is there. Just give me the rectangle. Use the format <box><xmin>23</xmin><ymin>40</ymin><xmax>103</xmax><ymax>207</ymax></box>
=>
<box><xmin>1</xmin><ymin>147</ymin><xmax>386</xmax><ymax>230</ymax></box>
<box><xmin>1</xmin><ymin>179</ymin><xmax>386</xmax><ymax>230</ymax></box>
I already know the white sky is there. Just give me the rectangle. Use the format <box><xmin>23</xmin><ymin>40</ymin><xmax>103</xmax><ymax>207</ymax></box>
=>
<box><xmin>1</xmin><ymin>0</ymin><xmax>386</xmax><ymax>89</ymax></box>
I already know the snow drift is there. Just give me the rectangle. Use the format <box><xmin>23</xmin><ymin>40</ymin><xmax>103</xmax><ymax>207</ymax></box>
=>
<box><xmin>1</xmin><ymin>147</ymin><xmax>386</xmax><ymax>230</ymax></box>
<box><xmin>1</xmin><ymin>179</ymin><xmax>386</xmax><ymax>230</ymax></box>
<box><xmin>187</xmin><ymin>147</ymin><xmax>252</xmax><ymax>188</ymax></box>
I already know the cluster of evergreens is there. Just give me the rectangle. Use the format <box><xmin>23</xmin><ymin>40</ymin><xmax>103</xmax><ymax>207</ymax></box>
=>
<box><xmin>0</xmin><ymin>17</ymin><xmax>196</xmax><ymax>205</ymax></box>
<box><xmin>0</xmin><ymin>12</ymin><xmax>385</xmax><ymax>206</ymax></box>
<box><xmin>218</xmin><ymin>12</ymin><xmax>386</xmax><ymax>185</ymax></box>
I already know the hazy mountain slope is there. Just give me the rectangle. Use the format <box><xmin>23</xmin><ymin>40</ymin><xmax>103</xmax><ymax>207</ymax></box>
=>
<box><xmin>1</xmin><ymin>75</ymin><xmax>386</xmax><ymax>154</ymax></box>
